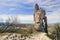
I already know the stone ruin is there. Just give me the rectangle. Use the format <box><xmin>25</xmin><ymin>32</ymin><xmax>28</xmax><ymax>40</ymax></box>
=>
<box><xmin>34</xmin><ymin>3</ymin><xmax>48</xmax><ymax>33</ymax></box>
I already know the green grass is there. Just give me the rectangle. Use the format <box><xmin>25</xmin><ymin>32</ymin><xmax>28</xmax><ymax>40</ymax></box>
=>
<box><xmin>48</xmin><ymin>24</ymin><xmax>60</xmax><ymax>40</ymax></box>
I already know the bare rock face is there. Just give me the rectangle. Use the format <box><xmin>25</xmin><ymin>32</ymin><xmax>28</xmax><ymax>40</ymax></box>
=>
<box><xmin>34</xmin><ymin>4</ymin><xmax>40</xmax><ymax>31</ymax></box>
<box><xmin>34</xmin><ymin>3</ymin><xmax>48</xmax><ymax>33</ymax></box>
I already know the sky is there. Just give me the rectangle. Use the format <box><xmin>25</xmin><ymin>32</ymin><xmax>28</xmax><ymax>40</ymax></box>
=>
<box><xmin>0</xmin><ymin>0</ymin><xmax>60</xmax><ymax>24</ymax></box>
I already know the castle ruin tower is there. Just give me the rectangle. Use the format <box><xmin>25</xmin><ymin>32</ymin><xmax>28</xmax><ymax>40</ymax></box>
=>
<box><xmin>34</xmin><ymin>3</ymin><xmax>48</xmax><ymax>33</ymax></box>
<box><xmin>34</xmin><ymin>3</ymin><xmax>40</xmax><ymax>31</ymax></box>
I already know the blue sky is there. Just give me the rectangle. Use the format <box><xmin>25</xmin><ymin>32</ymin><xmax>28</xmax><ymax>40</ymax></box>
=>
<box><xmin>0</xmin><ymin>0</ymin><xmax>60</xmax><ymax>24</ymax></box>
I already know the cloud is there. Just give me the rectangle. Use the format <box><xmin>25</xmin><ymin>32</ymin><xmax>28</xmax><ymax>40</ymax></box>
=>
<box><xmin>0</xmin><ymin>0</ymin><xmax>35</xmax><ymax>14</ymax></box>
<box><xmin>18</xmin><ymin>15</ymin><xmax>34</xmax><ymax>24</ymax></box>
<box><xmin>0</xmin><ymin>0</ymin><xmax>60</xmax><ymax>14</ymax></box>
<box><xmin>37</xmin><ymin>0</ymin><xmax>60</xmax><ymax>12</ymax></box>
<box><xmin>0</xmin><ymin>0</ymin><xmax>60</xmax><ymax>24</ymax></box>
<box><xmin>18</xmin><ymin>15</ymin><xmax>33</xmax><ymax>21</ymax></box>
<box><xmin>0</xmin><ymin>14</ymin><xmax>34</xmax><ymax>23</ymax></box>
<box><xmin>0</xmin><ymin>9</ymin><xmax>60</xmax><ymax>24</ymax></box>
<box><xmin>47</xmin><ymin>9</ymin><xmax>60</xmax><ymax>23</ymax></box>
<box><xmin>0</xmin><ymin>0</ymin><xmax>35</xmax><ymax>6</ymax></box>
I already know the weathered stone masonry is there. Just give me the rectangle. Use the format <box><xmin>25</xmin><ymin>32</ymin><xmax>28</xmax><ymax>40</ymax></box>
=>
<box><xmin>34</xmin><ymin>3</ymin><xmax>48</xmax><ymax>33</ymax></box>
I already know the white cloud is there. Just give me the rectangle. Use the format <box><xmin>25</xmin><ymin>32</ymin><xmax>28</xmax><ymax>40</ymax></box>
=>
<box><xmin>21</xmin><ymin>0</ymin><xmax>35</xmax><ymax>4</ymax></box>
<box><xmin>0</xmin><ymin>0</ymin><xmax>60</xmax><ymax>12</ymax></box>
<box><xmin>0</xmin><ymin>10</ymin><xmax>60</xmax><ymax>24</ymax></box>
<box><xmin>18</xmin><ymin>15</ymin><xmax>33</xmax><ymax>21</ymax></box>
<box><xmin>0</xmin><ymin>0</ymin><xmax>60</xmax><ymax>24</ymax></box>
<box><xmin>0</xmin><ymin>0</ymin><xmax>60</xmax><ymax>9</ymax></box>
<box><xmin>0</xmin><ymin>0</ymin><xmax>35</xmax><ymax>6</ymax></box>
<box><xmin>37</xmin><ymin>0</ymin><xmax>60</xmax><ymax>10</ymax></box>
<box><xmin>47</xmin><ymin>9</ymin><xmax>60</xmax><ymax>23</ymax></box>
<box><xmin>18</xmin><ymin>15</ymin><xmax>34</xmax><ymax>23</ymax></box>
<box><xmin>0</xmin><ymin>14</ymin><xmax>34</xmax><ymax>23</ymax></box>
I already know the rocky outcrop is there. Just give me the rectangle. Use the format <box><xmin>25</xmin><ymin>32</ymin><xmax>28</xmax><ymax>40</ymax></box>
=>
<box><xmin>34</xmin><ymin>3</ymin><xmax>48</xmax><ymax>33</ymax></box>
